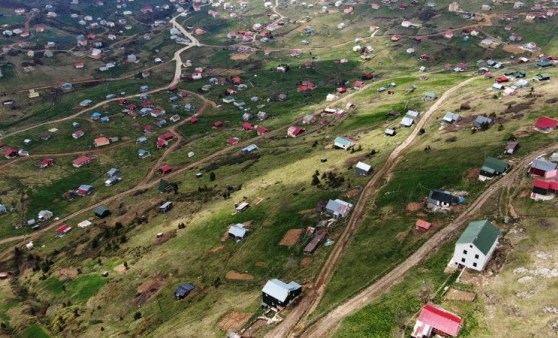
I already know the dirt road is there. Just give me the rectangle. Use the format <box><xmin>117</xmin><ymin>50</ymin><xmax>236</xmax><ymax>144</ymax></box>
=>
<box><xmin>301</xmin><ymin>142</ymin><xmax>558</xmax><ymax>337</ymax></box>
<box><xmin>265</xmin><ymin>76</ymin><xmax>480</xmax><ymax>338</ymax></box>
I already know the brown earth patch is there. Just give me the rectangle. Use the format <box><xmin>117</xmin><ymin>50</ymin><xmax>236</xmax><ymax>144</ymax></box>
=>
<box><xmin>135</xmin><ymin>277</ymin><xmax>165</xmax><ymax>306</ymax></box>
<box><xmin>218</xmin><ymin>311</ymin><xmax>252</xmax><ymax>331</ymax></box>
<box><xmin>298</xmin><ymin>208</ymin><xmax>315</xmax><ymax>215</ymax></box>
<box><xmin>225</xmin><ymin>270</ymin><xmax>254</xmax><ymax>280</ymax></box>
<box><xmin>208</xmin><ymin>245</ymin><xmax>224</xmax><ymax>254</ymax></box>
<box><xmin>406</xmin><ymin>202</ymin><xmax>423</xmax><ymax>212</ymax></box>
<box><xmin>58</xmin><ymin>267</ymin><xmax>78</xmax><ymax>281</ymax></box>
<box><xmin>445</xmin><ymin>288</ymin><xmax>476</xmax><ymax>301</ymax></box>
<box><xmin>279</xmin><ymin>228</ymin><xmax>304</xmax><ymax>247</ymax></box>
<box><xmin>503</xmin><ymin>44</ymin><xmax>525</xmax><ymax>54</ymax></box>
<box><xmin>255</xmin><ymin>261</ymin><xmax>266</xmax><ymax>267</ymax></box>
<box><xmin>204</xmin><ymin>68</ymin><xmax>243</xmax><ymax>77</ymax></box>
<box><xmin>113</xmin><ymin>263</ymin><xmax>127</xmax><ymax>273</ymax></box>
<box><xmin>230</xmin><ymin>53</ymin><xmax>251</xmax><ymax>60</ymax></box>
<box><xmin>254</xmin><ymin>196</ymin><xmax>265</xmax><ymax>205</ymax></box>
<box><xmin>345</xmin><ymin>188</ymin><xmax>361</xmax><ymax>199</ymax></box>
<box><xmin>301</xmin><ymin>257</ymin><xmax>313</xmax><ymax>267</ymax></box>
<box><xmin>155</xmin><ymin>230</ymin><xmax>177</xmax><ymax>245</ymax></box>
<box><xmin>467</xmin><ymin>168</ymin><xmax>481</xmax><ymax>178</ymax></box>
<box><xmin>513</xmin><ymin>126</ymin><xmax>534</xmax><ymax>138</ymax></box>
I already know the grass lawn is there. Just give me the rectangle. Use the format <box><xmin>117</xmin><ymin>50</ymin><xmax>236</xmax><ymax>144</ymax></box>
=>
<box><xmin>19</xmin><ymin>324</ymin><xmax>52</xmax><ymax>338</ymax></box>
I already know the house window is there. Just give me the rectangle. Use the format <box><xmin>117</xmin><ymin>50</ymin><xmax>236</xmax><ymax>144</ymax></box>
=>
<box><xmin>475</xmin><ymin>254</ymin><xmax>479</xmax><ymax>259</ymax></box>
<box><xmin>469</xmin><ymin>244</ymin><xmax>473</xmax><ymax>248</ymax></box>
<box><xmin>473</xmin><ymin>262</ymin><xmax>477</xmax><ymax>267</ymax></box>
<box><xmin>461</xmin><ymin>258</ymin><xmax>466</xmax><ymax>263</ymax></box>
<box><xmin>463</xmin><ymin>250</ymin><xmax>468</xmax><ymax>255</ymax></box>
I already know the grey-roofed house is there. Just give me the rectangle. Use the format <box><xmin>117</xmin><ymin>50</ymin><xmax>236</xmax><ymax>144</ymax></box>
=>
<box><xmin>107</xmin><ymin>168</ymin><xmax>120</xmax><ymax>177</ymax></box>
<box><xmin>137</xmin><ymin>136</ymin><xmax>148</xmax><ymax>144</ymax></box>
<box><xmin>325</xmin><ymin>199</ymin><xmax>353</xmax><ymax>218</ymax></box>
<box><xmin>443</xmin><ymin>112</ymin><xmax>461</xmax><ymax>124</ymax></box>
<box><xmin>159</xmin><ymin>201</ymin><xmax>173</xmax><ymax>213</ymax></box>
<box><xmin>400</xmin><ymin>116</ymin><xmax>414</xmax><ymax>127</ymax></box>
<box><xmin>228</xmin><ymin>223</ymin><xmax>248</xmax><ymax>240</ymax></box>
<box><xmin>451</xmin><ymin>220</ymin><xmax>501</xmax><ymax>271</ymax></box>
<box><xmin>175</xmin><ymin>283</ymin><xmax>195</xmax><ymax>299</ymax></box>
<box><xmin>38</xmin><ymin>210</ymin><xmax>53</xmax><ymax>221</ymax></box>
<box><xmin>406</xmin><ymin>110</ymin><xmax>420</xmax><ymax>121</ymax></box>
<box><xmin>355</xmin><ymin>161</ymin><xmax>372</xmax><ymax>176</ymax></box>
<box><xmin>262</xmin><ymin>279</ymin><xmax>302</xmax><ymax>308</ymax></box>
<box><xmin>138</xmin><ymin>149</ymin><xmax>150</xmax><ymax>158</ymax></box>
<box><xmin>505</xmin><ymin>141</ymin><xmax>519</xmax><ymax>155</ymax></box>
<box><xmin>385</xmin><ymin>128</ymin><xmax>396</xmax><ymax>136</ymax></box>
<box><xmin>530</xmin><ymin>159</ymin><xmax>558</xmax><ymax>178</ymax></box>
<box><xmin>423</xmin><ymin>92</ymin><xmax>437</xmax><ymax>101</ymax></box>
<box><xmin>473</xmin><ymin>116</ymin><xmax>493</xmax><ymax>129</ymax></box>
<box><xmin>0</xmin><ymin>204</ymin><xmax>7</xmax><ymax>214</ymax></box>
<box><xmin>480</xmin><ymin>157</ymin><xmax>509</xmax><ymax>178</ymax></box>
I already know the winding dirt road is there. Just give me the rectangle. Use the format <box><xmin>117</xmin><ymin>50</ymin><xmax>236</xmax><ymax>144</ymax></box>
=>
<box><xmin>302</xmin><ymin>142</ymin><xmax>558</xmax><ymax>337</ymax></box>
<box><xmin>266</xmin><ymin>76</ymin><xmax>480</xmax><ymax>338</ymax></box>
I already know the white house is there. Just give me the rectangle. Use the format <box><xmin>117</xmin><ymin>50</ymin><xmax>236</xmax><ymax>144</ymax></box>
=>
<box><xmin>450</xmin><ymin>220</ymin><xmax>500</xmax><ymax>272</ymax></box>
<box><xmin>325</xmin><ymin>199</ymin><xmax>353</xmax><ymax>218</ymax></box>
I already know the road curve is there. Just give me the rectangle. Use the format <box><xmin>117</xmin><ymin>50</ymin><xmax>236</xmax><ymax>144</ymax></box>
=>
<box><xmin>265</xmin><ymin>76</ymin><xmax>480</xmax><ymax>338</ymax></box>
<box><xmin>302</xmin><ymin>141</ymin><xmax>558</xmax><ymax>337</ymax></box>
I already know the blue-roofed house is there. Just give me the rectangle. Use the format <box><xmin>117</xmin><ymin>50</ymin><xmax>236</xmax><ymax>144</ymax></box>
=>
<box><xmin>0</xmin><ymin>204</ymin><xmax>7</xmax><ymax>214</ymax></box>
<box><xmin>175</xmin><ymin>283</ymin><xmax>195</xmax><ymax>299</ymax></box>
<box><xmin>334</xmin><ymin>137</ymin><xmax>356</xmax><ymax>150</ymax></box>
<box><xmin>241</xmin><ymin>144</ymin><xmax>258</xmax><ymax>155</ymax></box>
<box><xmin>77</xmin><ymin>184</ymin><xmax>94</xmax><ymax>196</ymax></box>
<box><xmin>91</xmin><ymin>111</ymin><xmax>102</xmax><ymax>120</ymax></box>
<box><xmin>138</xmin><ymin>149</ymin><xmax>150</xmax><ymax>158</ymax></box>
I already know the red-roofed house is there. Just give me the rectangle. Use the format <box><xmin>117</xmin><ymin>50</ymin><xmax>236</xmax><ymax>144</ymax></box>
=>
<box><xmin>4</xmin><ymin>148</ymin><xmax>18</xmax><ymax>159</ymax></box>
<box><xmin>415</xmin><ymin>219</ymin><xmax>431</xmax><ymax>232</ymax></box>
<box><xmin>354</xmin><ymin>80</ymin><xmax>364</xmax><ymax>89</ymax></box>
<box><xmin>534</xmin><ymin>116</ymin><xmax>558</xmax><ymax>132</ymax></box>
<box><xmin>412</xmin><ymin>304</ymin><xmax>462</xmax><ymax>338</ymax></box>
<box><xmin>532</xmin><ymin>179</ymin><xmax>558</xmax><ymax>199</ymax></box>
<box><xmin>159</xmin><ymin>165</ymin><xmax>173</xmax><ymax>175</ymax></box>
<box><xmin>242</xmin><ymin>122</ymin><xmax>254</xmax><ymax>131</ymax></box>
<box><xmin>72</xmin><ymin>130</ymin><xmax>85</xmax><ymax>139</ymax></box>
<box><xmin>159</xmin><ymin>133</ymin><xmax>174</xmax><ymax>142</ymax></box>
<box><xmin>73</xmin><ymin>156</ymin><xmax>91</xmax><ymax>168</ymax></box>
<box><xmin>156</xmin><ymin>139</ymin><xmax>168</xmax><ymax>149</ymax></box>
<box><xmin>214</xmin><ymin>121</ymin><xmax>223</xmax><ymax>128</ymax></box>
<box><xmin>94</xmin><ymin>137</ymin><xmax>110</xmax><ymax>147</ymax></box>
<box><xmin>75</xmin><ymin>62</ymin><xmax>85</xmax><ymax>69</ymax></box>
<box><xmin>231</xmin><ymin>76</ymin><xmax>241</xmax><ymax>85</ymax></box>
<box><xmin>39</xmin><ymin>158</ymin><xmax>54</xmax><ymax>168</ymax></box>
<box><xmin>257</xmin><ymin>126</ymin><xmax>269</xmax><ymax>135</ymax></box>
<box><xmin>56</xmin><ymin>224</ymin><xmax>72</xmax><ymax>237</ymax></box>
<box><xmin>287</xmin><ymin>126</ymin><xmax>305</xmax><ymax>138</ymax></box>
<box><xmin>227</xmin><ymin>137</ymin><xmax>240</xmax><ymax>145</ymax></box>
<box><xmin>336</xmin><ymin>87</ymin><xmax>347</xmax><ymax>93</ymax></box>
<box><xmin>144</xmin><ymin>125</ymin><xmax>154</xmax><ymax>133</ymax></box>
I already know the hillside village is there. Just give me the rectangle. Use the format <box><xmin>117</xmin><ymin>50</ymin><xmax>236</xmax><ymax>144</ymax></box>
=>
<box><xmin>0</xmin><ymin>0</ymin><xmax>558</xmax><ymax>337</ymax></box>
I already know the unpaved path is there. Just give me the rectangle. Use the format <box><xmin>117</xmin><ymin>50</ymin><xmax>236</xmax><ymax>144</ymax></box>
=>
<box><xmin>266</xmin><ymin>77</ymin><xmax>480</xmax><ymax>338</ymax></box>
<box><xmin>301</xmin><ymin>143</ymin><xmax>558</xmax><ymax>337</ymax></box>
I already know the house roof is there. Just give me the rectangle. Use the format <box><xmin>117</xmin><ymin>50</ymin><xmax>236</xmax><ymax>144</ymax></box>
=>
<box><xmin>325</xmin><ymin>199</ymin><xmax>353</xmax><ymax>216</ymax></box>
<box><xmin>334</xmin><ymin>137</ymin><xmax>355</xmax><ymax>147</ymax></box>
<box><xmin>474</xmin><ymin>115</ymin><xmax>492</xmax><ymax>125</ymax></box>
<box><xmin>56</xmin><ymin>224</ymin><xmax>71</xmax><ymax>234</ymax></box>
<box><xmin>262</xmin><ymin>279</ymin><xmax>301</xmax><ymax>302</ymax></box>
<box><xmin>73</xmin><ymin>156</ymin><xmax>91</xmax><ymax>165</ymax></box>
<box><xmin>533</xmin><ymin>179</ymin><xmax>550</xmax><ymax>190</ymax></box>
<box><xmin>506</xmin><ymin>141</ymin><xmax>519</xmax><ymax>150</ymax></box>
<box><xmin>482</xmin><ymin>157</ymin><xmax>508</xmax><ymax>173</ymax></box>
<box><xmin>416</xmin><ymin>304</ymin><xmax>462</xmax><ymax>337</ymax></box>
<box><xmin>160</xmin><ymin>164</ymin><xmax>173</xmax><ymax>172</ymax></box>
<box><xmin>175</xmin><ymin>283</ymin><xmax>195</xmax><ymax>297</ymax></box>
<box><xmin>428</xmin><ymin>190</ymin><xmax>454</xmax><ymax>204</ymax></box>
<box><xmin>416</xmin><ymin>219</ymin><xmax>432</xmax><ymax>230</ymax></box>
<box><xmin>242</xmin><ymin>144</ymin><xmax>258</xmax><ymax>152</ymax></box>
<box><xmin>535</xmin><ymin>116</ymin><xmax>558</xmax><ymax>129</ymax></box>
<box><xmin>443</xmin><ymin>112</ymin><xmax>460</xmax><ymax>122</ymax></box>
<box><xmin>228</xmin><ymin>223</ymin><xmax>247</xmax><ymax>238</ymax></box>
<box><xmin>356</xmin><ymin>161</ymin><xmax>372</xmax><ymax>172</ymax></box>
<box><xmin>78</xmin><ymin>184</ymin><xmax>93</xmax><ymax>191</ymax></box>
<box><xmin>456</xmin><ymin>220</ymin><xmax>501</xmax><ymax>255</ymax></box>
<box><xmin>95</xmin><ymin>206</ymin><xmax>109</xmax><ymax>215</ymax></box>
<box><xmin>401</xmin><ymin>116</ymin><xmax>414</xmax><ymax>126</ymax></box>
<box><xmin>531</xmin><ymin>159</ymin><xmax>557</xmax><ymax>172</ymax></box>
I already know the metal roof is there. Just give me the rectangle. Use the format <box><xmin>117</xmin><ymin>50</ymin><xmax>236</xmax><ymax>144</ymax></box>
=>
<box><xmin>228</xmin><ymin>224</ymin><xmax>247</xmax><ymax>238</ymax></box>
<box><xmin>456</xmin><ymin>220</ymin><xmax>500</xmax><ymax>255</ymax></box>
<box><xmin>262</xmin><ymin>279</ymin><xmax>301</xmax><ymax>302</ymax></box>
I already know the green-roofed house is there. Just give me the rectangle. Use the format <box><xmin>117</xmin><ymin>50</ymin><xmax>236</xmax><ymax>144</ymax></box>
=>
<box><xmin>451</xmin><ymin>220</ymin><xmax>501</xmax><ymax>271</ymax></box>
<box><xmin>479</xmin><ymin>156</ymin><xmax>509</xmax><ymax>179</ymax></box>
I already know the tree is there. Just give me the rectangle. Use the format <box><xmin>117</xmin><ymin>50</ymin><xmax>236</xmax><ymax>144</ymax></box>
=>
<box><xmin>134</xmin><ymin>311</ymin><xmax>142</xmax><ymax>320</ymax></box>
<box><xmin>311</xmin><ymin>175</ymin><xmax>320</xmax><ymax>186</ymax></box>
<box><xmin>209</xmin><ymin>172</ymin><xmax>216</xmax><ymax>181</ymax></box>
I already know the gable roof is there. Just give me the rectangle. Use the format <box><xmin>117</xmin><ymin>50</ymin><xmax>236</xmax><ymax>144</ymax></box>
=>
<box><xmin>228</xmin><ymin>223</ymin><xmax>247</xmax><ymax>238</ymax></box>
<box><xmin>415</xmin><ymin>304</ymin><xmax>462</xmax><ymax>337</ymax></box>
<box><xmin>457</xmin><ymin>220</ymin><xmax>501</xmax><ymax>255</ymax></box>
<box><xmin>356</xmin><ymin>161</ymin><xmax>372</xmax><ymax>172</ymax></box>
<box><xmin>474</xmin><ymin>115</ymin><xmax>492</xmax><ymax>125</ymax></box>
<box><xmin>482</xmin><ymin>157</ymin><xmax>508</xmax><ymax>173</ymax></box>
<box><xmin>262</xmin><ymin>279</ymin><xmax>301</xmax><ymax>302</ymax></box>
<box><xmin>531</xmin><ymin>159</ymin><xmax>557</xmax><ymax>172</ymax></box>
<box><xmin>428</xmin><ymin>190</ymin><xmax>454</xmax><ymax>204</ymax></box>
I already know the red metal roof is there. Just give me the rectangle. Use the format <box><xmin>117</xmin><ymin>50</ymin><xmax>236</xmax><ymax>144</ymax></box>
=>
<box><xmin>227</xmin><ymin>137</ymin><xmax>239</xmax><ymax>145</ymax></box>
<box><xmin>242</xmin><ymin>122</ymin><xmax>253</xmax><ymax>130</ymax></box>
<box><xmin>214</xmin><ymin>121</ymin><xmax>223</xmax><ymax>127</ymax></box>
<box><xmin>159</xmin><ymin>133</ymin><xmax>174</xmax><ymax>141</ymax></box>
<box><xmin>415</xmin><ymin>219</ymin><xmax>432</xmax><ymax>230</ymax></box>
<box><xmin>535</xmin><ymin>116</ymin><xmax>558</xmax><ymax>130</ymax></box>
<box><xmin>159</xmin><ymin>165</ymin><xmax>172</xmax><ymax>173</ymax></box>
<box><xmin>533</xmin><ymin>179</ymin><xmax>550</xmax><ymax>189</ymax></box>
<box><xmin>417</xmin><ymin>304</ymin><xmax>462</xmax><ymax>337</ymax></box>
<box><xmin>73</xmin><ymin>156</ymin><xmax>90</xmax><ymax>165</ymax></box>
<box><xmin>56</xmin><ymin>224</ymin><xmax>71</xmax><ymax>234</ymax></box>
